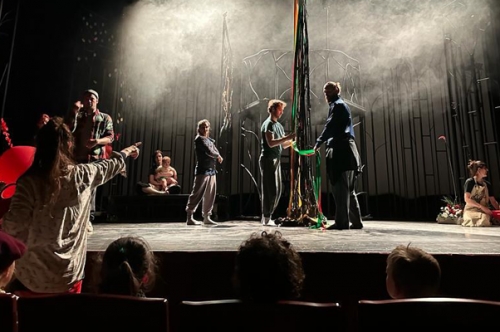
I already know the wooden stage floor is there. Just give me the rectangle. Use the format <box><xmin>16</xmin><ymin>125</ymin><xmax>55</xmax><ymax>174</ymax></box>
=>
<box><xmin>88</xmin><ymin>220</ymin><xmax>500</xmax><ymax>255</ymax></box>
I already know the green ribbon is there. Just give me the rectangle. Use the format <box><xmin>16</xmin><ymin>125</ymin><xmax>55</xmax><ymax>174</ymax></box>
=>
<box><xmin>291</xmin><ymin>141</ymin><xmax>315</xmax><ymax>156</ymax></box>
<box><xmin>291</xmin><ymin>142</ymin><xmax>326</xmax><ymax>228</ymax></box>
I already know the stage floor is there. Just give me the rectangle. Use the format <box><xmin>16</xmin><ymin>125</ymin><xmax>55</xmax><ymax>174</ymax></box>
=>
<box><xmin>88</xmin><ymin>220</ymin><xmax>500</xmax><ymax>255</ymax></box>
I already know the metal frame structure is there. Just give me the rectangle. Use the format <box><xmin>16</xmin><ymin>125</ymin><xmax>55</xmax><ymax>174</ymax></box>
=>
<box><xmin>237</xmin><ymin>47</ymin><xmax>367</xmax><ymax>219</ymax></box>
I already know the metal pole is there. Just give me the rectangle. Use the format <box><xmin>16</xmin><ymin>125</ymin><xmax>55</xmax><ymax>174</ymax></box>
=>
<box><xmin>1</xmin><ymin>0</ymin><xmax>21</xmax><ymax>119</ymax></box>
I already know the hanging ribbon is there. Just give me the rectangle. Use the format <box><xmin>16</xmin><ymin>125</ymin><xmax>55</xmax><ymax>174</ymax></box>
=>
<box><xmin>287</xmin><ymin>0</ymin><xmax>326</xmax><ymax>229</ymax></box>
<box><xmin>291</xmin><ymin>141</ymin><xmax>325</xmax><ymax>229</ymax></box>
<box><xmin>291</xmin><ymin>141</ymin><xmax>314</xmax><ymax>156</ymax></box>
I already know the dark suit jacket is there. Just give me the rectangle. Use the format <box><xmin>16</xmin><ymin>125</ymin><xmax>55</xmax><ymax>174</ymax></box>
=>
<box><xmin>315</xmin><ymin>96</ymin><xmax>361</xmax><ymax>174</ymax></box>
<box><xmin>194</xmin><ymin>135</ymin><xmax>220</xmax><ymax>175</ymax></box>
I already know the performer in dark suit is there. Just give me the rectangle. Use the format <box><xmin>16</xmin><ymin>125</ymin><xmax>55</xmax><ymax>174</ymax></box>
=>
<box><xmin>314</xmin><ymin>81</ymin><xmax>363</xmax><ymax>230</ymax></box>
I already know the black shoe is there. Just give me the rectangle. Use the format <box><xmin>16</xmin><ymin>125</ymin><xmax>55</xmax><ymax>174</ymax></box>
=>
<box><xmin>326</xmin><ymin>223</ymin><xmax>348</xmax><ymax>230</ymax></box>
<box><xmin>350</xmin><ymin>223</ymin><xmax>364</xmax><ymax>230</ymax></box>
<box><xmin>273</xmin><ymin>217</ymin><xmax>285</xmax><ymax>225</ymax></box>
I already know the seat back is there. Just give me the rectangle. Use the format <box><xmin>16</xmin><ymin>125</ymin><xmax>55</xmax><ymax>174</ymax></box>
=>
<box><xmin>179</xmin><ymin>299</ymin><xmax>344</xmax><ymax>332</ymax></box>
<box><xmin>17</xmin><ymin>293</ymin><xmax>168</xmax><ymax>332</ymax></box>
<box><xmin>0</xmin><ymin>293</ymin><xmax>17</xmax><ymax>332</ymax></box>
<box><xmin>358</xmin><ymin>297</ymin><xmax>500</xmax><ymax>331</ymax></box>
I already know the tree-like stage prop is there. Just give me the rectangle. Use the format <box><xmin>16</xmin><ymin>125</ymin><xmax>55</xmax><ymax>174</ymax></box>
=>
<box><xmin>283</xmin><ymin>0</ymin><xmax>326</xmax><ymax>229</ymax></box>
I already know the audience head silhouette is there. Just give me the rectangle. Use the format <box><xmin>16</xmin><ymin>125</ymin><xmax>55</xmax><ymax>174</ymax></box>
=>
<box><xmin>99</xmin><ymin>236</ymin><xmax>156</xmax><ymax>297</ymax></box>
<box><xmin>386</xmin><ymin>244</ymin><xmax>441</xmax><ymax>299</ymax></box>
<box><xmin>234</xmin><ymin>231</ymin><xmax>304</xmax><ymax>303</ymax></box>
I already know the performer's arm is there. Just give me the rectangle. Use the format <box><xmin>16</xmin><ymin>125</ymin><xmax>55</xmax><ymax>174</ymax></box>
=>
<box><xmin>489</xmin><ymin>196</ymin><xmax>500</xmax><ymax>210</ymax></box>
<box><xmin>2</xmin><ymin>179</ymin><xmax>34</xmax><ymax>242</ymax></box>
<box><xmin>93</xmin><ymin>137</ymin><xmax>113</xmax><ymax>146</ymax></box>
<box><xmin>464</xmin><ymin>192</ymin><xmax>492</xmax><ymax>215</ymax></box>
<box><xmin>265</xmin><ymin>129</ymin><xmax>295</xmax><ymax>148</ymax></box>
<box><xmin>87</xmin><ymin>114</ymin><xmax>114</xmax><ymax>148</ymax></box>
<box><xmin>314</xmin><ymin>103</ymin><xmax>349</xmax><ymax>149</ymax></box>
<box><xmin>64</xmin><ymin>101</ymin><xmax>82</xmax><ymax>130</ymax></box>
<box><xmin>464</xmin><ymin>179</ymin><xmax>492</xmax><ymax>214</ymax></box>
<box><xmin>149</xmin><ymin>173</ymin><xmax>162</xmax><ymax>187</ymax></box>
<box><xmin>487</xmin><ymin>181</ymin><xmax>499</xmax><ymax>209</ymax></box>
<box><xmin>281</xmin><ymin>139</ymin><xmax>294</xmax><ymax>149</ymax></box>
<box><xmin>83</xmin><ymin>143</ymin><xmax>140</xmax><ymax>190</ymax></box>
<box><xmin>195</xmin><ymin>137</ymin><xmax>223</xmax><ymax>164</ymax></box>
<box><xmin>197</xmin><ymin>137</ymin><xmax>220</xmax><ymax>159</ymax></box>
<box><xmin>37</xmin><ymin>114</ymin><xmax>50</xmax><ymax>129</ymax></box>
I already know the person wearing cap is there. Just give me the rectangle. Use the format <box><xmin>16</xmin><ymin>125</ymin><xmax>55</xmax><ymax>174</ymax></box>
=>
<box><xmin>65</xmin><ymin>89</ymin><xmax>114</xmax><ymax>224</ymax></box>
<box><xmin>0</xmin><ymin>231</ymin><xmax>26</xmax><ymax>293</ymax></box>
<box><xmin>65</xmin><ymin>89</ymin><xmax>114</xmax><ymax>163</ymax></box>
<box><xmin>2</xmin><ymin>117</ymin><xmax>140</xmax><ymax>294</ymax></box>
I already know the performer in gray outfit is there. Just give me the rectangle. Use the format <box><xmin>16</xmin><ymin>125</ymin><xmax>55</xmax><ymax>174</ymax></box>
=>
<box><xmin>260</xmin><ymin>99</ymin><xmax>295</xmax><ymax>226</ymax></box>
<box><xmin>185</xmin><ymin>119</ymin><xmax>223</xmax><ymax>225</ymax></box>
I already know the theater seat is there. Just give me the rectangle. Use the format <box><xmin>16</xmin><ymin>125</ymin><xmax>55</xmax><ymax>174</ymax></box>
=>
<box><xmin>17</xmin><ymin>293</ymin><xmax>169</xmax><ymax>332</ymax></box>
<box><xmin>358</xmin><ymin>297</ymin><xmax>500</xmax><ymax>331</ymax></box>
<box><xmin>0</xmin><ymin>293</ymin><xmax>17</xmax><ymax>332</ymax></box>
<box><xmin>179</xmin><ymin>299</ymin><xmax>344</xmax><ymax>332</ymax></box>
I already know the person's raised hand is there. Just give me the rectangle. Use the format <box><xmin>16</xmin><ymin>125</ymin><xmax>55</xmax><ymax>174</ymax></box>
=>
<box><xmin>130</xmin><ymin>142</ymin><xmax>141</xmax><ymax>159</ymax></box>
<box><xmin>121</xmin><ymin>143</ymin><xmax>141</xmax><ymax>159</ymax></box>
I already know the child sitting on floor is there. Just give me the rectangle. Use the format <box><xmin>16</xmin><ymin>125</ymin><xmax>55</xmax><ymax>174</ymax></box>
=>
<box><xmin>155</xmin><ymin>156</ymin><xmax>179</xmax><ymax>192</ymax></box>
<box><xmin>98</xmin><ymin>236</ymin><xmax>157</xmax><ymax>297</ymax></box>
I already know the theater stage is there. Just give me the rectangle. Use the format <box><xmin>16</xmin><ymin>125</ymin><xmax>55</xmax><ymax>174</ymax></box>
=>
<box><xmin>88</xmin><ymin>220</ymin><xmax>500</xmax><ymax>255</ymax></box>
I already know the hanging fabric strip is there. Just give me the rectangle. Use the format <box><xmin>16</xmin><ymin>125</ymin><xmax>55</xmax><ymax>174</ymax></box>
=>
<box><xmin>288</xmin><ymin>0</ymin><xmax>300</xmax><ymax>216</ymax></box>
<box><xmin>287</xmin><ymin>0</ymin><xmax>324</xmax><ymax>228</ymax></box>
<box><xmin>290</xmin><ymin>142</ymin><xmax>325</xmax><ymax>229</ymax></box>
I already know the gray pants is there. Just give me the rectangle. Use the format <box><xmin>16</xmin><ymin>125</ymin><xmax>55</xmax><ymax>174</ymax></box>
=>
<box><xmin>185</xmin><ymin>174</ymin><xmax>217</xmax><ymax>217</ymax></box>
<box><xmin>260</xmin><ymin>156</ymin><xmax>282</xmax><ymax>218</ymax></box>
<box><xmin>330</xmin><ymin>170</ymin><xmax>363</xmax><ymax>229</ymax></box>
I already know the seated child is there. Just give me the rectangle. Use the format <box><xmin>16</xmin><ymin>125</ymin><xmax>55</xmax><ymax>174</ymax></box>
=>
<box><xmin>0</xmin><ymin>231</ymin><xmax>26</xmax><ymax>293</ymax></box>
<box><xmin>98</xmin><ymin>236</ymin><xmax>157</xmax><ymax>297</ymax></box>
<box><xmin>386</xmin><ymin>244</ymin><xmax>441</xmax><ymax>299</ymax></box>
<box><xmin>155</xmin><ymin>156</ymin><xmax>179</xmax><ymax>192</ymax></box>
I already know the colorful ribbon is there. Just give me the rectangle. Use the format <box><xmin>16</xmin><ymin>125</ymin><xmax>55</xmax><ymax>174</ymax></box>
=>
<box><xmin>291</xmin><ymin>141</ymin><xmax>326</xmax><ymax>229</ymax></box>
<box><xmin>288</xmin><ymin>0</ymin><xmax>326</xmax><ymax>229</ymax></box>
